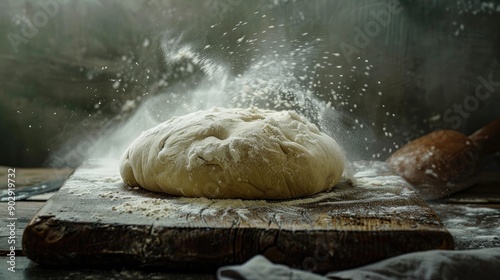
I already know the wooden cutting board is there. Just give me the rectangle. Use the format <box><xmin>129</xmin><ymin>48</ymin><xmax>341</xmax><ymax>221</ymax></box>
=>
<box><xmin>22</xmin><ymin>159</ymin><xmax>453</xmax><ymax>273</ymax></box>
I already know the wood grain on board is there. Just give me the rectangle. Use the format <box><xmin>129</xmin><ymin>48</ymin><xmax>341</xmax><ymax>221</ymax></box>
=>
<box><xmin>22</xmin><ymin>159</ymin><xmax>453</xmax><ymax>273</ymax></box>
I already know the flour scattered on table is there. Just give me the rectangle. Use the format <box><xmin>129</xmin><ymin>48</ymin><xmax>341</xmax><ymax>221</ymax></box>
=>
<box><xmin>432</xmin><ymin>204</ymin><xmax>500</xmax><ymax>249</ymax></box>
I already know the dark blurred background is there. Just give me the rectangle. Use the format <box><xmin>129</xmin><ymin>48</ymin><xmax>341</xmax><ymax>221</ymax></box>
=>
<box><xmin>0</xmin><ymin>0</ymin><xmax>499</xmax><ymax>167</ymax></box>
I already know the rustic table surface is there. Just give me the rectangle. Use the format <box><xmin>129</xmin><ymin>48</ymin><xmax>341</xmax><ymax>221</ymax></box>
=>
<box><xmin>1</xmin><ymin>163</ymin><xmax>499</xmax><ymax>279</ymax></box>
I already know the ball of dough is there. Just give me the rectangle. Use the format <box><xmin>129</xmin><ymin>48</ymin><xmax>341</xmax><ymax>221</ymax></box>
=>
<box><xmin>119</xmin><ymin>107</ymin><xmax>345</xmax><ymax>199</ymax></box>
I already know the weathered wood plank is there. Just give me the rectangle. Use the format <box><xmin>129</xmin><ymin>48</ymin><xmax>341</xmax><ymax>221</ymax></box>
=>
<box><xmin>0</xmin><ymin>201</ymin><xmax>45</xmax><ymax>255</ymax></box>
<box><xmin>22</xmin><ymin>159</ymin><xmax>453</xmax><ymax>273</ymax></box>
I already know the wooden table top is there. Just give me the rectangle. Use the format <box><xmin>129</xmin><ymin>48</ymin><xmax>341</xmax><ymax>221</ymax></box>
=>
<box><xmin>1</xmin><ymin>163</ymin><xmax>499</xmax><ymax>279</ymax></box>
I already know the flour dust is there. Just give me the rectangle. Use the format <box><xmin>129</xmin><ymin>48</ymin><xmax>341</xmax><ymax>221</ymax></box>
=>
<box><xmin>51</xmin><ymin>9</ymin><xmax>395</xmax><ymax>167</ymax></box>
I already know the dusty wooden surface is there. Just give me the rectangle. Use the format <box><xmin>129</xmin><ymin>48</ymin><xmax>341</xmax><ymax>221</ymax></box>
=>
<box><xmin>1</xmin><ymin>160</ymin><xmax>496</xmax><ymax>279</ymax></box>
<box><xmin>2</xmin><ymin>204</ymin><xmax>497</xmax><ymax>280</ymax></box>
<box><xmin>0</xmin><ymin>166</ymin><xmax>73</xmax><ymax>190</ymax></box>
<box><xmin>21</xmin><ymin>158</ymin><xmax>453</xmax><ymax>273</ymax></box>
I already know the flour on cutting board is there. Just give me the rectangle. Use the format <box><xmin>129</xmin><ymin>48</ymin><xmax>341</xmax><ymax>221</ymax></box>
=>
<box><xmin>24</xmin><ymin>159</ymin><xmax>456</xmax><ymax>271</ymax></box>
<box><xmin>109</xmin><ymin>162</ymin><xmax>430</xmax><ymax>226</ymax></box>
<box><xmin>63</xmin><ymin>159</ymin><xmax>435</xmax><ymax>227</ymax></box>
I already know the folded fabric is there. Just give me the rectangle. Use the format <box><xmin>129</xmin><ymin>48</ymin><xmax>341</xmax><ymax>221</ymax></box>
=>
<box><xmin>217</xmin><ymin>255</ymin><xmax>325</xmax><ymax>280</ymax></box>
<box><xmin>326</xmin><ymin>247</ymin><xmax>500</xmax><ymax>280</ymax></box>
<box><xmin>217</xmin><ymin>248</ymin><xmax>500</xmax><ymax>280</ymax></box>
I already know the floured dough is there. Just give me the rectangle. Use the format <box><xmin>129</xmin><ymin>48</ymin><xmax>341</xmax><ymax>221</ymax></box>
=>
<box><xmin>119</xmin><ymin>107</ymin><xmax>345</xmax><ymax>199</ymax></box>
